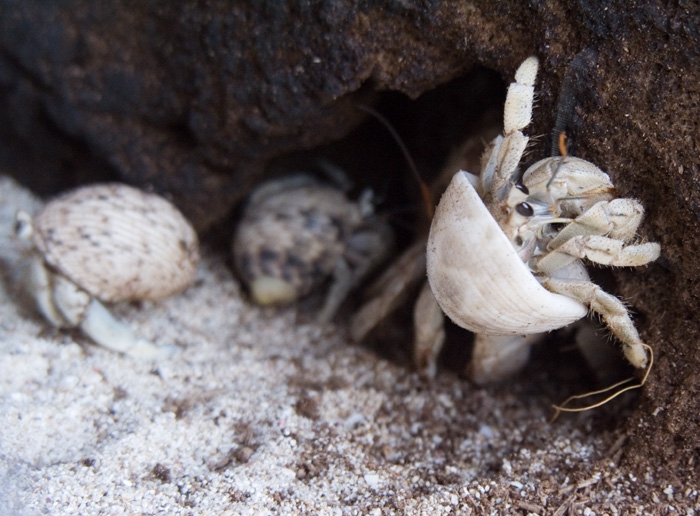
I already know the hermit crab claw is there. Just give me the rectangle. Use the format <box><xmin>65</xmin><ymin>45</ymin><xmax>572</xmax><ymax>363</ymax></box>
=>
<box><xmin>426</xmin><ymin>170</ymin><xmax>588</xmax><ymax>335</ymax></box>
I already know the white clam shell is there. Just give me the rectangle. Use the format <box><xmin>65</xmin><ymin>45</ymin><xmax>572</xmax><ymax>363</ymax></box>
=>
<box><xmin>426</xmin><ymin>170</ymin><xmax>587</xmax><ymax>335</ymax></box>
<box><xmin>32</xmin><ymin>183</ymin><xmax>199</xmax><ymax>302</ymax></box>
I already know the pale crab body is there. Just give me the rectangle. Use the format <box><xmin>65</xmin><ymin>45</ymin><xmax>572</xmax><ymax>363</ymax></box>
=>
<box><xmin>426</xmin><ymin>55</ymin><xmax>660</xmax><ymax>382</ymax></box>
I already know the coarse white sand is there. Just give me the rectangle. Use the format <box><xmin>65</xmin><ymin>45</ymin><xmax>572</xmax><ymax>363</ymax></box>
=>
<box><xmin>0</xmin><ymin>175</ymin><xmax>696</xmax><ymax>515</ymax></box>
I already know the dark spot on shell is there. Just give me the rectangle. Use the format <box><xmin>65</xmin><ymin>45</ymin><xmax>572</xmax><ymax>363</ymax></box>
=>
<box><xmin>328</xmin><ymin>216</ymin><xmax>347</xmax><ymax>239</ymax></box>
<box><xmin>259</xmin><ymin>248</ymin><xmax>281</xmax><ymax>275</ymax></box>
<box><xmin>271</xmin><ymin>212</ymin><xmax>292</xmax><ymax>222</ymax></box>
<box><xmin>281</xmin><ymin>254</ymin><xmax>307</xmax><ymax>282</ymax></box>
<box><xmin>300</xmin><ymin>209</ymin><xmax>325</xmax><ymax>232</ymax></box>
<box><xmin>285</xmin><ymin>253</ymin><xmax>306</xmax><ymax>271</ymax></box>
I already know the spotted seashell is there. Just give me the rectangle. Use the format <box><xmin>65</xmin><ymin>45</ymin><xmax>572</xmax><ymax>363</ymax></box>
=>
<box><xmin>31</xmin><ymin>183</ymin><xmax>199</xmax><ymax>302</ymax></box>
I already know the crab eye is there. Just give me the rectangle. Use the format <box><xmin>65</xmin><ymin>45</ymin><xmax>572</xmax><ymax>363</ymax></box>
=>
<box><xmin>515</xmin><ymin>202</ymin><xmax>534</xmax><ymax>217</ymax></box>
<box><xmin>514</xmin><ymin>182</ymin><xmax>529</xmax><ymax>195</ymax></box>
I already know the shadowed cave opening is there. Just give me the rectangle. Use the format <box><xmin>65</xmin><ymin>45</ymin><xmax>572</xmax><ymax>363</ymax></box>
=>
<box><xmin>230</xmin><ymin>63</ymin><xmax>639</xmax><ymax>413</ymax></box>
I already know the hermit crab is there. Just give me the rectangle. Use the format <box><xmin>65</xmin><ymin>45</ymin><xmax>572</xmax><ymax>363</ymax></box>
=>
<box><xmin>15</xmin><ymin>183</ymin><xmax>199</xmax><ymax>359</ymax></box>
<box><xmin>233</xmin><ymin>172</ymin><xmax>394</xmax><ymax>323</ymax></box>
<box><xmin>427</xmin><ymin>56</ymin><xmax>660</xmax><ymax>387</ymax></box>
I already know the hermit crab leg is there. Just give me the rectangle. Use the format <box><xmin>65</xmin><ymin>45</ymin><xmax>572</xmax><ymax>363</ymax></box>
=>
<box><xmin>79</xmin><ymin>298</ymin><xmax>177</xmax><ymax>359</ymax></box>
<box><xmin>541</xmin><ymin>276</ymin><xmax>649</xmax><ymax>368</ymax></box>
<box><xmin>469</xmin><ymin>333</ymin><xmax>543</xmax><ymax>385</ymax></box>
<box><xmin>412</xmin><ymin>281</ymin><xmax>445</xmax><ymax>378</ymax></box>
<box><xmin>480</xmin><ymin>56</ymin><xmax>539</xmax><ymax>198</ymax></box>
<box><xmin>24</xmin><ymin>254</ymin><xmax>66</xmax><ymax>327</ymax></box>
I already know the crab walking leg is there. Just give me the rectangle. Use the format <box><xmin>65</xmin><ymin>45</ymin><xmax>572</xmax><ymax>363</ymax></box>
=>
<box><xmin>504</xmin><ymin>56</ymin><xmax>539</xmax><ymax>133</ymax></box>
<box><xmin>316</xmin><ymin>258</ymin><xmax>354</xmax><ymax>325</ymax></box>
<box><xmin>79</xmin><ymin>299</ymin><xmax>177</xmax><ymax>359</ymax></box>
<box><xmin>469</xmin><ymin>333</ymin><xmax>543</xmax><ymax>385</ymax></box>
<box><xmin>542</xmin><ymin>277</ymin><xmax>648</xmax><ymax>368</ymax></box>
<box><xmin>350</xmin><ymin>238</ymin><xmax>427</xmax><ymax>342</ymax></box>
<box><xmin>413</xmin><ymin>282</ymin><xmax>445</xmax><ymax>378</ymax></box>
<box><xmin>547</xmin><ymin>199</ymin><xmax>646</xmax><ymax>250</ymax></box>
<box><xmin>551</xmin><ymin>236</ymin><xmax>660</xmax><ymax>267</ymax></box>
<box><xmin>480</xmin><ymin>57</ymin><xmax>538</xmax><ymax>195</ymax></box>
<box><xmin>25</xmin><ymin>255</ymin><xmax>66</xmax><ymax>327</ymax></box>
<box><xmin>317</xmin><ymin>222</ymin><xmax>394</xmax><ymax>325</ymax></box>
<box><xmin>537</xmin><ymin>236</ymin><xmax>660</xmax><ymax>273</ymax></box>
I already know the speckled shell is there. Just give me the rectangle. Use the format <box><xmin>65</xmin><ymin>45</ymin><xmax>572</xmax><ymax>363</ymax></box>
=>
<box><xmin>233</xmin><ymin>175</ymin><xmax>364</xmax><ymax>302</ymax></box>
<box><xmin>426</xmin><ymin>170</ymin><xmax>588</xmax><ymax>335</ymax></box>
<box><xmin>32</xmin><ymin>183</ymin><xmax>199</xmax><ymax>303</ymax></box>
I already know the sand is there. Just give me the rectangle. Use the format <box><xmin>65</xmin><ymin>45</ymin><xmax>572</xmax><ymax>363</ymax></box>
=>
<box><xmin>0</xmin><ymin>174</ymin><xmax>696</xmax><ymax>515</ymax></box>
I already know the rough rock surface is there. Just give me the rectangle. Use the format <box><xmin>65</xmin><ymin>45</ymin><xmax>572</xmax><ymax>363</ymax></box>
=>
<box><xmin>0</xmin><ymin>0</ymin><xmax>698</xmax><ymax>497</ymax></box>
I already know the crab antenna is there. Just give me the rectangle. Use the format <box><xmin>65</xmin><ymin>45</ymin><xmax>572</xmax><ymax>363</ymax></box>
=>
<box><xmin>547</xmin><ymin>132</ymin><xmax>569</xmax><ymax>190</ymax></box>
<box><xmin>357</xmin><ymin>104</ymin><xmax>434</xmax><ymax>220</ymax></box>
<box><xmin>557</xmin><ymin>131</ymin><xmax>568</xmax><ymax>158</ymax></box>
<box><xmin>551</xmin><ymin>49</ymin><xmax>595</xmax><ymax>156</ymax></box>
<box><xmin>550</xmin><ymin>343</ymin><xmax>654</xmax><ymax>421</ymax></box>
<box><xmin>551</xmin><ymin>84</ymin><xmax>575</xmax><ymax>158</ymax></box>
<box><xmin>547</xmin><ymin>50</ymin><xmax>597</xmax><ymax>201</ymax></box>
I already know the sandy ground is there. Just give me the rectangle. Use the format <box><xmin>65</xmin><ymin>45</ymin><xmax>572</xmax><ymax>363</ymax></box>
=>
<box><xmin>0</xmin><ymin>174</ymin><xmax>697</xmax><ymax>515</ymax></box>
